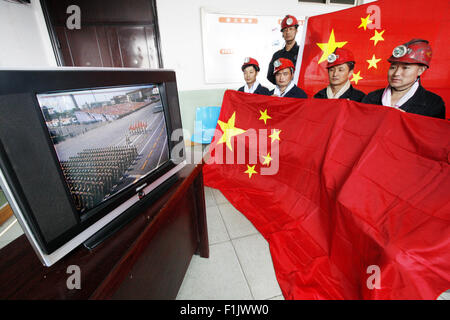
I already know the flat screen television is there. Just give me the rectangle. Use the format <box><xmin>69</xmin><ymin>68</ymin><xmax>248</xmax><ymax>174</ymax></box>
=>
<box><xmin>0</xmin><ymin>68</ymin><xmax>186</xmax><ymax>266</ymax></box>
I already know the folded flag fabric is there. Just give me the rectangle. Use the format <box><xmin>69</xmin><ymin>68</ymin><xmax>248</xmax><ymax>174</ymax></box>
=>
<box><xmin>203</xmin><ymin>90</ymin><xmax>450</xmax><ymax>299</ymax></box>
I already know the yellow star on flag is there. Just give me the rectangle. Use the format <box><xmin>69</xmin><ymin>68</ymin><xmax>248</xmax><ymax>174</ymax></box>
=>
<box><xmin>358</xmin><ymin>14</ymin><xmax>372</xmax><ymax>31</ymax></box>
<box><xmin>316</xmin><ymin>29</ymin><xmax>348</xmax><ymax>64</ymax></box>
<box><xmin>244</xmin><ymin>164</ymin><xmax>257</xmax><ymax>178</ymax></box>
<box><xmin>269</xmin><ymin>129</ymin><xmax>281</xmax><ymax>143</ymax></box>
<box><xmin>259</xmin><ymin>109</ymin><xmax>272</xmax><ymax>125</ymax></box>
<box><xmin>370</xmin><ymin>30</ymin><xmax>385</xmax><ymax>46</ymax></box>
<box><xmin>217</xmin><ymin>112</ymin><xmax>246</xmax><ymax>151</ymax></box>
<box><xmin>367</xmin><ymin>54</ymin><xmax>381</xmax><ymax>69</ymax></box>
<box><xmin>262</xmin><ymin>153</ymin><xmax>272</xmax><ymax>166</ymax></box>
<box><xmin>351</xmin><ymin>71</ymin><xmax>363</xmax><ymax>85</ymax></box>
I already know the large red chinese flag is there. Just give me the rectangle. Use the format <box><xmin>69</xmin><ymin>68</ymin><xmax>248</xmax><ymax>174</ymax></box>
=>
<box><xmin>296</xmin><ymin>0</ymin><xmax>450</xmax><ymax>118</ymax></box>
<box><xmin>203</xmin><ymin>90</ymin><xmax>450</xmax><ymax>299</ymax></box>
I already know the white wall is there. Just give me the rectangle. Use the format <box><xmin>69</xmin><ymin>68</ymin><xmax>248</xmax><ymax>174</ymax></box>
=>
<box><xmin>0</xmin><ymin>0</ymin><xmax>374</xmax><ymax>83</ymax></box>
<box><xmin>0</xmin><ymin>0</ymin><xmax>56</xmax><ymax>67</ymax></box>
<box><xmin>156</xmin><ymin>0</ymin><xmax>373</xmax><ymax>91</ymax></box>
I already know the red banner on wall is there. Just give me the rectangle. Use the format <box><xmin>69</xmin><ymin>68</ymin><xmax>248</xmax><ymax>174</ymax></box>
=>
<box><xmin>296</xmin><ymin>0</ymin><xmax>450</xmax><ymax>118</ymax></box>
<box><xmin>203</xmin><ymin>90</ymin><xmax>450</xmax><ymax>299</ymax></box>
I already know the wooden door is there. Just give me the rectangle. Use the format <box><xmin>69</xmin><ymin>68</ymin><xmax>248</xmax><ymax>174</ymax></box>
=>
<box><xmin>41</xmin><ymin>0</ymin><xmax>163</xmax><ymax>68</ymax></box>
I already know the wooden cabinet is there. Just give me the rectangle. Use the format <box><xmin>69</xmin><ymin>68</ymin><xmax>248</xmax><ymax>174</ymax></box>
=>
<box><xmin>0</xmin><ymin>164</ymin><xmax>208</xmax><ymax>299</ymax></box>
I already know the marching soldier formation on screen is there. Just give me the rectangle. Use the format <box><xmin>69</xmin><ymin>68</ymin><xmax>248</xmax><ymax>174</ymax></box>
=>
<box><xmin>60</xmin><ymin>146</ymin><xmax>138</xmax><ymax>211</ymax></box>
<box><xmin>238</xmin><ymin>15</ymin><xmax>446</xmax><ymax>119</ymax></box>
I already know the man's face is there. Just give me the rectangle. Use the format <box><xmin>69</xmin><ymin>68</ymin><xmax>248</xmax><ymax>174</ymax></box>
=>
<box><xmin>282</xmin><ymin>26</ymin><xmax>297</xmax><ymax>42</ymax></box>
<box><xmin>275</xmin><ymin>68</ymin><xmax>293</xmax><ymax>88</ymax></box>
<box><xmin>328</xmin><ymin>63</ymin><xmax>352</xmax><ymax>87</ymax></box>
<box><xmin>388</xmin><ymin>62</ymin><xmax>426</xmax><ymax>90</ymax></box>
<box><xmin>243</xmin><ymin>66</ymin><xmax>258</xmax><ymax>86</ymax></box>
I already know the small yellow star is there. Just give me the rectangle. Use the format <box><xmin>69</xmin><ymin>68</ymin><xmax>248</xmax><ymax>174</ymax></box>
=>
<box><xmin>358</xmin><ymin>14</ymin><xmax>372</xmax><ymax>31</ymax></box>
<box><xmin>217</xmin><ymin>112</ymin><xmax>246</xmax><ymax>151</ymax></box>
<box><xmin>370</xmin><ymin>30</ymin><xmax>385</xmax><ymax>46</ymax></box>
<box><xmin>351</xmin><ymin>70</ymin><xmax>363</xmax><ymax>85</ymax></box>
<box><xmin>269</xmin><ymin>129</ymin><xmax>281</xmax><ymax>143</ymax></box>
<box><xmin>244</xmin><ymin>164</ymin><xmax>258</xmax><ymax>178</ymax></box>
<box><xmin>259</xmin><ymin>109</ymin><xmax>272</xmax><ymax>125</ymax></box>
<box><xmin>367</xmin><ymin>54</ymin><xmax>381</xmax><ymax>69</ymax></box>
<box><xmin>316</xmin><ymin>29</ymin><xmax>348</xmax><ymax>64</ymax></box>
<box><xmin>262</xmin><ymin>153</ymin><xmax>272</xmax><ymax>166</ymax></box>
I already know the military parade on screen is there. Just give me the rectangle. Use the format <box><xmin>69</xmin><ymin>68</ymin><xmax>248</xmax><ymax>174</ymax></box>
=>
<box><xmin>61</xmin><ymin>146</ymin><xmax>139</xmax><ymax>211</ymax></box>
<box><xmin>36</xmin><ymin>84</ymin><xmax>169</xmax><ymax>214</ymax></box>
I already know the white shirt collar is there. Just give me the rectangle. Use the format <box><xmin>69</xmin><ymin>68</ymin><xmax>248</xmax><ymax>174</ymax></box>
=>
<box><xmin>326</xmin><ymin>80</ymin><xmax>351</xmax><ymax>99</ymax></box>
<box><xmin>244</xmin><ymin>81</ymin><xmax>260</xmax><ymax>94</ymax></box>
<box><xmin>274</xmin><ymin>81</ymin><xmax>295</xmax><ymax>97</ymax></box>
<box><xmin>381</xmin><ymin>80</ymin><xmax>420</xmax><ymax>110</ymax></box>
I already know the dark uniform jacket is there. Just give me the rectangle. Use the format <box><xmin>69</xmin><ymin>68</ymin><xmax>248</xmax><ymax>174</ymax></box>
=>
<box><xmin>238</xmin><ymin>84</ymin><xmax>271</xmax><ymax>96</ymax></box>
<box><xmin>267</xmin><ymin>42</ymin><xmax>299</xmax><ymax>85</ymax></box>
<box><xmin>361</xmin><ymin>85</ymin><xmax>446</xmax><ymax>119</ymax></box>
<box><xmin>269</xmin><ymin>85</ymin><xmax>307</xmax><ymax>99</ymax></box>
<box><xmin>314</xmin><ymin>85</ymin><xmax>366</xmax><ymax>102</ymax></box>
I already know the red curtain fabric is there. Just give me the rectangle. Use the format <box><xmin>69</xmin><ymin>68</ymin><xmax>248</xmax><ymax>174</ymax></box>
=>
<box><xmin>297</xmin><ymin>0</ymin><xmax>450</xmax><ymax>118</ymax></box>
<box><xmin>203</xmin><ymin>90</ymin><xmax>450</xmax><ymax>299</ymax></box>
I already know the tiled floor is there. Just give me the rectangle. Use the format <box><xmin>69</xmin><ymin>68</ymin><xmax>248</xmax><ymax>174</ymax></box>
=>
<box><xmin>176</xmin><ymin>186</ymin><xmax>284</xmax><ymax>300</ymax></box>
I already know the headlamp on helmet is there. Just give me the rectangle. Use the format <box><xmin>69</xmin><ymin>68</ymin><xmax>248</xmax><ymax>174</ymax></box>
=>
<box><xmin>392</xmin><ymin>45</ymin><xmax>409</xmax><ymax>58</ymax></box>
<box><xmin>327</xmin><ymin>53</ymin><xmax>338</xmax><ymax>64</ymax></box>
<box><xmin>326</xmin><ymin>48</ymin><xmax>355</xmax><ymax>69</ymax></box>
<box><xmin>281</xmin><ymin>15</ymin><xmax>299</xmax><ymax>31</ymax></box>
<box><xmin>273</xmin><ymin>58</ymin><xmax>295</xmax><ymax>75</ymax></box>
<box><xmin>388</xmin><ymin>39</ymin><xmax>432</xmax><ymax>68</ymax></box>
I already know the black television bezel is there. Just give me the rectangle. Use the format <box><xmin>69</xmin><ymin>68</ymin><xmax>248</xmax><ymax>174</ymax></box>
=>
<box><xmin>38</xmin><ymin>82</ymin><xmax>177</xmax><ymax>253</ymax></box>
<box><xmin>0</xmin><ymin>68</ymin><xmax>185</xmax><ymax>264</ymax></box>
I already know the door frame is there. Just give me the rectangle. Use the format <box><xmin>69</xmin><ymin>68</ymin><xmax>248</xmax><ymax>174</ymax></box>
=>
<box><xmin>39</xmin><ymin>0</ymin><xmax>164</xmax><ymax>68</ymax></box>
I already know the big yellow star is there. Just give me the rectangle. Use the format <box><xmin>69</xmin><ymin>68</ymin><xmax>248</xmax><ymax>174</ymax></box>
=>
<box><xmin>370</xmin><ymin>30</ymin><xmax>385</xmax><ymax>46</ymax></box>
<box><xmin>244</xmin><ymin>164</ymin><xmax>258</xmax><ymax>178</ymax></box>
<box><xmin>217</xmin><ymin>112</ymin><xmax>246</xmax><ymax>151</ymax></box>
<box><xmin>269</xmin><ymin>129</ymin><xmax>282</xmax><ymax>143</ymax></box>
<box><xmin>259</xmin><ymin>109</ymin><xmax>272</xmax><ymax>125</ymax></box>
<box><xmin>351</xmin><ymin>71</ymin><xmax>363</xmax><ymax>85</ymax></box>
<box><xmin>316</xmin><ymin>29</ymin><xmax>348</xmax><ymax>64</ymax></box>
<box><xmin>262</xmin><ymin>153</ymin><xmax>272</xmax><ymax>166</ymax></box>
<box><xmin>358</xmin><ymin>14</ymin><xmax>372</xmax><ymax>31</ymax></box>
<box><xmin>367</xmin><ymin>54</ymin><xmax>381</xmax><ymax>69</ymax></box>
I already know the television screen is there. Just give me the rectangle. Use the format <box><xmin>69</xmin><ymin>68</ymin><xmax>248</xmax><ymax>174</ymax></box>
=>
<box><xmin>0</xmin><ymin>68</ymin><xmax>186</xmax><ymax>267</ymax></box>
<box><xmin>36</xmin><ymin>85</ymin><xmax>170</xmax><ymax>215</ymax></box>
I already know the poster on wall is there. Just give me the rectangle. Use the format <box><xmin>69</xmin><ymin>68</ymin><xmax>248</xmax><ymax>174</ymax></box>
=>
<box><xmin>201</xmin><ymin>9</ymin><xmax>305</xmax><ymax>87</ymax></box>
